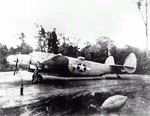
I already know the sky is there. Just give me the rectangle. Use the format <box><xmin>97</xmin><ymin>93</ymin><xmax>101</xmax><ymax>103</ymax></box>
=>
<box><xmin>0</xmin><ymin>0</ymin><xmax>149</xmax><ymax>49</ymax></box>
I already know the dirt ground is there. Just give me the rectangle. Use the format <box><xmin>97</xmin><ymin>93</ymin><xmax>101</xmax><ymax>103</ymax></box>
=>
<box><xmin>0</xmin><ymin>71</ymin><xmax>150</xmax><ymax>116</ymax></box>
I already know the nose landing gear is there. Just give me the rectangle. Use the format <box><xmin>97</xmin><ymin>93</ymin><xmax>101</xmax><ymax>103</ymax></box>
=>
<box><xmin>32</xmin><ymin>68</ymin><xmax>43</xmax><ymax>84</ymax></box>
<box><xmin>32</xmin><ymin>74</ymin><xmax>43</xmax><ymax>84</ymax></box>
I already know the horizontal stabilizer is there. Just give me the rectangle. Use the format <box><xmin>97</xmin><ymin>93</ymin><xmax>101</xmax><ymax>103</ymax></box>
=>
<box><xmin>110</xmin><ymin>53</ymin><xmax>137</xmax><ymax>73</ymax></box>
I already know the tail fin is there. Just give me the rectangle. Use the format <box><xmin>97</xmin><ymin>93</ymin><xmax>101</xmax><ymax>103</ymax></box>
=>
<box><xmin>105</xmin><ymin>56</ymin><xmax>115</xmax><ymax>65</ymax></box>
<box><xmin>123</xmin><ymin>53</ymin><xmax>137</xmax><ymax>73</ymax></box>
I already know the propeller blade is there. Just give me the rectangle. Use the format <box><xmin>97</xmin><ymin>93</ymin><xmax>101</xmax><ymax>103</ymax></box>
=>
<box><xmin>27</xmin><ymin>59</ymin><xmax>31</xmax><ymax>69</ymax></box>
<box><xmin>37</xmin><ymin>61</ymin><xmax>41</xmax><ymax>67</ymax></box>
<box><xmin>13</xmin><ymin>57</ymin><xmax>19</xmax><ymax>75</ymax></box>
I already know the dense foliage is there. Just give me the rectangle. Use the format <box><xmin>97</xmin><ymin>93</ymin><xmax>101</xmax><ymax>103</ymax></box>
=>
<box><xmin>35</xmin><ymin>26</ymin><xmax>59</xmax><ymax>54</ymax></box>
<box><xmin>0</xmin><ymin>44</ymin><xmax>9</xmax><ymax>71</ymax></box>
<box><xmin>80</xmin><ymin>37</ymin><xmax>150</xmax><ymax>74</ymax></box>
<box><xmin>58</xmin><ymin>37</ymin><xmax>79</xmax><ymax>57</ymax></box>
<box><xmin>0</xmin><ymin>27</ymin><xmax>150</xmax><ymax>74</ymax></box>
<box><xmin>0</xmin><ymin>33</ymin><xmax>33</xmax><ymax>71</ymax></box>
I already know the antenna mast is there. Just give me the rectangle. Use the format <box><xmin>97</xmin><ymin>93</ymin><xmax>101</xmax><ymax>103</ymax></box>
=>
<box><xmin>145</xmin><ymin>0</ymin><xmax>148</xmax><ymax>57</ymax></box>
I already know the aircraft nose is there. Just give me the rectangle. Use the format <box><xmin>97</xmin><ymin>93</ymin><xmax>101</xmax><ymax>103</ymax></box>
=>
<box><xmin>7</xmin><ymin>55</ymin><xmax>17</xmax><ymax>65</ymax></box>
<box><xmin>36</xmin><ymin>62</ymin><xmax>44</xmax><ymax>69</ymax></box>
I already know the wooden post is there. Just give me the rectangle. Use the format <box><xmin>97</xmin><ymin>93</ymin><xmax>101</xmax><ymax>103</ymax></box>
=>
<box><xmin>20</xmin><ymin>78</ymin><xmax>23</xmax><ymax>96</ymax></box>
<box><xmin>18</xmin><ymin>69</ymin><xmax>24</xmax><ymax>96</ymax></box>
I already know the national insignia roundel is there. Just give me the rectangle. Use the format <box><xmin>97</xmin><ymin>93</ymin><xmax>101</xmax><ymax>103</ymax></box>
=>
<box><xmin>77</xmin><ymin>63</ymin><xmax>86</xmax><ymax>72</ymax></box>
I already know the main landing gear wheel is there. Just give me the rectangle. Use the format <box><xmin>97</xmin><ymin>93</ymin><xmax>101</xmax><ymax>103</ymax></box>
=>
<box><xmin>32</xmin><ymin>74</ymin><xmax>43</xmax><ymax>84</ymax></box>
<box><xmin>116</xmin><ymin>74</ymin><xmax>121</xmax><ymax>79</ymax></box>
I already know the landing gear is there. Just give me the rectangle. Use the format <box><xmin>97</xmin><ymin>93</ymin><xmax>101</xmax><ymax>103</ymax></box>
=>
<box><xmin>32</xmin><ymin>74</ymin><xmax>43</xmax><ymax>84</ymax></box>
<box><xmin>32</xmin><ymin>68</ymin><xmax>43</xmax><ymax>84</ymax></box>
<box><xmin>116</xmin><ymin>74</ymin><xmax>121</xmax><ymax>79</ymax></box>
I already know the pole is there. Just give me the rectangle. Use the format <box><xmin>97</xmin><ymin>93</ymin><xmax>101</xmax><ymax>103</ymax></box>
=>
<box><xmin>20</xmin><ymin>78</ymin><xmax>24</xmax><ymax>96</ymax></box>
<box><xmin>18</xmin><ymin>69</ymin><xmax>24</xmax><ymax>96</ymax></box>
<box><xmin>137</xmin><ymin>0</ymin><xmax>149</xmax><ymax>57</ymax></box>
<box><xmin>145</xmin><ymin>0</ymin><xmax>149</xmax><ymax>57</ymax></box>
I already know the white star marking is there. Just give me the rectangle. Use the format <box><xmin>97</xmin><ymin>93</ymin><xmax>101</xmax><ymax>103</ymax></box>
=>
<box><xmin>44</xmin><ymin>65</ymin><xmax>48</xmax><ymax>69</ymax></box>
<box><xmin>72</xmin><ymin>63</ymin><xmax>91</xmax><ymax>71</ymax></box>
<box><xmin>78</xmin><ymin>63</ymin><xmax>86</xmax><ymax>72</ymax></box>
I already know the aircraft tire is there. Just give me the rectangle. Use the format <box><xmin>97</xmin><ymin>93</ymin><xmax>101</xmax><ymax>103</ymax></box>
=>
<box><xmin>32</xmin><ymin>74</ymin><xmax>43</xmax><ymax>84</ymax></box>
<box><xmin>37</xmin><ymin>74</ymin><xmax>43</xmax><ymax>83</ymax></box>
<box><xmin>117</xmin><ymin>75</ymin><xmax>121</xmax><ymax>79</ymax></box>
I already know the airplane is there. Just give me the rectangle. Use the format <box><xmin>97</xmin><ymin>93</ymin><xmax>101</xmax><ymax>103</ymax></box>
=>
<box><xmin>7</xmin><ymin>51</ymin><xmax>137</xmax><ymax>84</ymax></box>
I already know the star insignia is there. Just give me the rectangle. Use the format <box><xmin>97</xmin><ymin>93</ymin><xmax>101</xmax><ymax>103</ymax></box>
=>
<box><xmin>77</xmin><ymin>63</ymin><xmax>86</xmax><ymax>72</ymax></box>
<box><xmin>44</xmin><ymin>65</ymin><xmax>48</xmax><ymax>69</ymax></box>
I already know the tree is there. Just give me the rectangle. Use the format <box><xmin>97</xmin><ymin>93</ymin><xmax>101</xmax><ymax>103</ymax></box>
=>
<box><xmin>15</xmin><ymin>43</ymin><xmax>33</xmax><ymax>54</ymax></box>
<box><xmin>0</xmin><ymin>43</ymin><xmax>9</xmax><ymax>71</ymax></box>
<box><xmin>35</xmin><ymin>25</ymin><xmax>47</xmax><ymax>52</ymax></box>
<box><xmin>34</xmin><ymin>25</ymin><xmax>59</xmax><ymax>53</ymax></box>
<box><xmin>81</xmin><ymin>37</ymin><xmax>115</xmax><ymax>63</ymax></box>
<box><xmin>58</xmin><ymin>36</ymin><xmax>79</xmax><ymax>57</ymax></box>
<box><xmin>50</xmin><ymin>28</ymin><xmax>59</xmax><ymax>54</ymax></box>
<box><xmin>9</xmin><ymin>33</ymin><xmax>33</xmax><ymax>54</ymax></box>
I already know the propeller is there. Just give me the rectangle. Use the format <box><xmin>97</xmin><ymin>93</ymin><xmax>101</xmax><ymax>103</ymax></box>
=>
<box><xmin>37</xmin><ymin>61</ymin><xmax>43</xmax><ymax>69</ymax></box>
<box><xmin>27</xmin><ymin>59</ymin><xmax>32</xmax><ymax>70</ymax></box>
<box><xmin>13</xmin><ymin>57</ymin><xmax>19</xmax><ymax>75</ymax></box>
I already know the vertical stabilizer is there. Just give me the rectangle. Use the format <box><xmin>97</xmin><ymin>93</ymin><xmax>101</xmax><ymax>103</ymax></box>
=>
<box><xmin>105</xmin><ymin>56</ymin><xmax>115</xmax><ymax>65</ymax></box>
<box><xmin>124</xmin><ymin>53</ymin><xmax>137</xmax><ymax>73</ymax></box>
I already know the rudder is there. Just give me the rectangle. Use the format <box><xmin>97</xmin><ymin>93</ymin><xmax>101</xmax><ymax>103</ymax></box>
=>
<box><xmin>105</xmin><ymin>56</ymin><xmax>115</xmax><ymax>65</ymax></box>
<box><xmin>123</xmin><ymin>53</ymin><xmax>137</xmax><ymax>73</ymax></box>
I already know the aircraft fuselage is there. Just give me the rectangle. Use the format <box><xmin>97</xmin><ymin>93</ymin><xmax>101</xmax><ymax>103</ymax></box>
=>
<box><xmin>28</xmin><ymin>54</ymin><xmax>112</xmax><ymax>77</ymax></box>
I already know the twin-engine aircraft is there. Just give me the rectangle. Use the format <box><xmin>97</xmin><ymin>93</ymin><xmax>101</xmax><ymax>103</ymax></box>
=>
<box><xmin>7</xmin><ymin>52</ymin><xmax>137</xmax><ymax>84</ymax></box>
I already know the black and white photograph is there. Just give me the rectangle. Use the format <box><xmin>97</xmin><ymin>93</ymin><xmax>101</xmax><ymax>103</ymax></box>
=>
<box><xmin>0</xmin><ymin>0</ymin><xmax>150</xmax><ymax>115</ymax></box>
